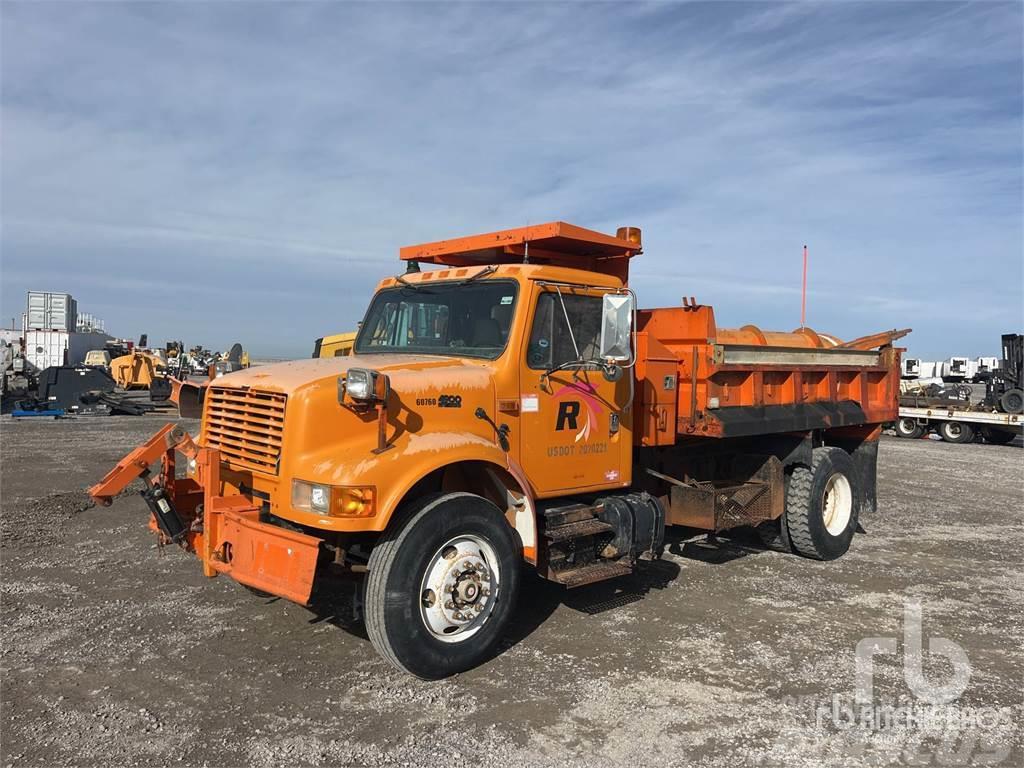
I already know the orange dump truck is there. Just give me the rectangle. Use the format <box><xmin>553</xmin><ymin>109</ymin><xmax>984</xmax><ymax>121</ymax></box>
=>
<box><xmin>90</xmin><ymin>222</ymin><xmax>907</xmax><ymax>678</ymax></box>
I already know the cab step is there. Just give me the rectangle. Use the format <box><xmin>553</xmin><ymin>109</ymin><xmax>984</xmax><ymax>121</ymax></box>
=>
<box><xmin>545</xmin><ymin>517</ymin><xmax>613</xmax><ymax>543</ymax></box>
<box><xmin>542</xmin><ymin>503</ymin><xmax>632</xmax><ymax>587</ymax></box>
<box><xmin>553</xmin><ymin>560</ymin><xmax>633</xmax><ymax>588</ymax></box>
<box><xmin>543</xmin><ymin>503</ymin><xmax>597</xmax><ymax>528</ymax></box>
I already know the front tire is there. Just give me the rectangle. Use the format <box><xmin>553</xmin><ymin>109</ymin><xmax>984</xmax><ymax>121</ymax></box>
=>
<box><xmin>785</xmin><ymin>447</ymin><xmax>860</xmax><ymax>561</ymax></box>
<box><xmin>938</xmin><ymin>421</ymin><xmax>974</xmax><ymax>443</ymax></box>
<box><xmin>365</xmin><ymin>492</ymin><xmax>520</xmax><ymax>679</ymax></box>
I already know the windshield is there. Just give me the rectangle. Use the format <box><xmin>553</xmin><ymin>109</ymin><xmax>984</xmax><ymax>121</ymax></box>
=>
<box><xmin>355</xmin><ymin>280</ymin><xmax>518</xmax><ymax>359</ymax></box>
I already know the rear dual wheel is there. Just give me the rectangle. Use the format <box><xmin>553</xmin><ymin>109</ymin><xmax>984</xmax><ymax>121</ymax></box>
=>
<box><xmin>938</xmin><ymin>421</ymin><xmax>974</xmax><ymax>444</ymax></box>
<box><xmin>981</xmin><ymin>427</ymin><xmax>1017</xmax><ymax>445</ymax></box>
<box><xmin>785</xmin><ymin>447</ymin><xmax>860</xmax><ymax>561</ymax></box>
<box><xmin>365</xmin><ymin>492</ymin><xmax>520</xmax><ymax>679</ymax></box>
<box><xmin>895</xmin><ymin>418</ymin><xmax>925</xmax><ymax>439</ymax></box>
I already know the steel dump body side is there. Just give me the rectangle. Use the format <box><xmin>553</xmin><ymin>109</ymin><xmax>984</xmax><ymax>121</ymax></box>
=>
<box><xmin>633</xmin><ymin>305</ymin><xmax>901</xmax><ymax>446</ymax></box>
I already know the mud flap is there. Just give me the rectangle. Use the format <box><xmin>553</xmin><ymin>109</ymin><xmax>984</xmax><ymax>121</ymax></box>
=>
<box><xmin>222</xmin><ymin>511</ymin><xmax>320</xmax><ymax>605</ymax></box>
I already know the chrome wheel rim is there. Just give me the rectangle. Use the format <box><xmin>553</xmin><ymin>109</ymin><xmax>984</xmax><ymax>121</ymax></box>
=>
<box><xmin>419</xmin><ymin>534</ymin><xmax>499</xmax><ymax>643</ymax></box>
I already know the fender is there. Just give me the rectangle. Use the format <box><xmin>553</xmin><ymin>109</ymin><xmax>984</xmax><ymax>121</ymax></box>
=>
<box><xmin>378</xmin><ymin>438</ymin><xmax>538</xmax><ymax>564</ymax></box>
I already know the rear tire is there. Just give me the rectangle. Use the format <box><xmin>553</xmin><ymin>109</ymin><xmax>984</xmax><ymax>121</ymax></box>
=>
<box><xmin>938</xmin><ymin>421</ymin><xmax>974</xmax><ymax>443</ymax></box>
<box><xmin>981</xmin><ymin>427</ymin><xmax>1017</xmax><ymax>445</ymax></box>
<box><xmin>895</xmin><ymin>418</ymin><xmax>925</xmax><ymax>439</ymax></box>
<box><xmin>785</xmin><ymin>447</ymin><xmax>860</xmax><ymax>561</ymax></box>
<box><xmin>1000</xmin><ymin>388</ymin><xmax>1023</xmax><ymax>415</ymax></box>
<box><xmin>365</xmin><ymin>492</ymin><xmax>520</xmax><ymax>679</ymax></box>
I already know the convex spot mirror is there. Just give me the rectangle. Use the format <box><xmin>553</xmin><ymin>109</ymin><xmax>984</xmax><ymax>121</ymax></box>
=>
<box><xmin>599</xmin><ymin>292</ymin><xmax>634</xmax><ymax>363</ymax></box>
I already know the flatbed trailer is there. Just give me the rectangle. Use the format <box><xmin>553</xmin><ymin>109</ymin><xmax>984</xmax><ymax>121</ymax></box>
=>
<box><xmin>894</xmin><ymin>400</ymin><xmax>1022</xmax><ymax>444</ymax></box>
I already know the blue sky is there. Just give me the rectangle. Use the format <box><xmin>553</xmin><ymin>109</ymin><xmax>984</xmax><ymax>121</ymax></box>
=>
<box><xmin>1</xmin><ymin>1</ymin><xmax>1021</xmax><ymax>359</ymax></box>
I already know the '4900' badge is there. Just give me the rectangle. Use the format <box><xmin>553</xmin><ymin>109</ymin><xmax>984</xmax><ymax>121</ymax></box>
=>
<box><xmin>416</xmin><ymin>395</ymin><xmax>463</xmax><ymax>408</ymax></box>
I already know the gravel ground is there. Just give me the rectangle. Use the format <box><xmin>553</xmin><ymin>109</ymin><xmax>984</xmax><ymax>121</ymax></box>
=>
<box><xmin>1</xmin><ymin>414</ymin><xmax>1021</xmax><ymax>767</ymax></box>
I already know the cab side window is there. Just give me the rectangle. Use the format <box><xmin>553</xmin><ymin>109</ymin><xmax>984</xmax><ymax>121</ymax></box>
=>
<box><xmin>526</xmin><ymin>292</ymin><xmax>603</xmax><ymax>370</ymax></box>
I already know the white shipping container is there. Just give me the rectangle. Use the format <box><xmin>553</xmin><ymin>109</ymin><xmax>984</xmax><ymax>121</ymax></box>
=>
<box><xmin>25</xmin><ymin>330</ymin><xmax>112</xmax><ymax>371</ymax></box>
<box><xmin>26</xmin><ymin>291</ymin><xmax>78</xmax><ymax>331</ymax></box>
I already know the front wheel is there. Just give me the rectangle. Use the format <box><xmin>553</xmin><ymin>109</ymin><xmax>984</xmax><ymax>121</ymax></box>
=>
<box><xmin>365</xmin><ymin>492</ymin><xmax>520</xmax><ymax>679</ymax></box>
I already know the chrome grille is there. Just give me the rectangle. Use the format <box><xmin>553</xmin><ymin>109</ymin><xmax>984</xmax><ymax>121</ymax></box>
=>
<box><xmin>202</xmin><ymin>387</ymin><xmax>286</xmax><ymax>474</ymax></box>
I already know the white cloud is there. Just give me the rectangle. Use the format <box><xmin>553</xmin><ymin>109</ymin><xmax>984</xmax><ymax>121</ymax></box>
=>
<box><xmin>1</xmin><ymin>1</ymin><xmax>1020</xmax><ymax>358</ymax></box>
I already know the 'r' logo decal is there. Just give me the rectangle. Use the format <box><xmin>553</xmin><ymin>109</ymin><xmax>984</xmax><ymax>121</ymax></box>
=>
<box><xmin>552</xmin><ymin>382</ymin><xmax>603</xmax><ymax>442</ymax></box>
<box><xmin>555</xmin><ymin>401</ymin><xmax>580</xmax><ymax>431</ymax></box>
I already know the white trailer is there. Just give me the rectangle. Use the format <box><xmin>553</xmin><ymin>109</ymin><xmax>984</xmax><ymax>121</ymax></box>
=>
<box><xmin>24</xmin><ymin>329</ymin><xmax>112</xmax><ymax>372</ymax></box>
<box><xmin>894</xmin><ymin>404</ymin><xmax>1022</xmax><ymax>445</ymax></box>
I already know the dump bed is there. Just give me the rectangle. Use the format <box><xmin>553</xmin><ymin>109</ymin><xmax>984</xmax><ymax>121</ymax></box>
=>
<box><xmin>633</xmin><ymin>304</ymin><xmax>903</xmax><ymax>445</ymax></box>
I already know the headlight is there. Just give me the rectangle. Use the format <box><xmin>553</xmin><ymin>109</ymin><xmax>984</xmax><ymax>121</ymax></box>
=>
<box><xmin>291</xmin><ymin>480</ymin><xmax>376</xmax><ymax>517</ymax></box>
<box><xmin>344</xmin><ymin>368</ymin><xmax>375</xmax><ymax>400</ymax></box>
<box><xmin>292</xmin><ymin>480</ymin><xmax>330</xmax><ymax>512</ymax></box>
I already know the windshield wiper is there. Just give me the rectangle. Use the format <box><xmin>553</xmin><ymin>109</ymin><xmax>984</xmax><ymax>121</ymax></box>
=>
<box><xmin>394</xmin><ymin>274</ymin><xmax>427</xmax><ymax>290</ymax></box>
<box><xmin>393</xmin><ymin>265</ymin><xmax>497</xmax><ymax>290</ymax></box>
<box><xmin>544</xmin><ymin>357</ymin><xmax>600</xmax><ymax>377</ymax></box>
<box><xmin>457</xmin><ymin>265</ymin><xmax>498</xmax><ymax>285</ymax></box>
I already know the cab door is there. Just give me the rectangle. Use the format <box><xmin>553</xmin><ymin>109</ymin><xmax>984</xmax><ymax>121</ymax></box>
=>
<box><xmin>518</xmin><ymin>286</ymin><xmax>632</xmax><ymax>496</ymax></box>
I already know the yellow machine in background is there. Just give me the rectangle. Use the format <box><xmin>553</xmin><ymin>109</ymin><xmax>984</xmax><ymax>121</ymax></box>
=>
<box><xmin>110</xmin><ymin>350</ymin><xmax>168</xmax><ymax>390</ymax></box>
<box><xmin>312</xmin><ymin>331</ymin><xmax>356</xmax><ymax>358</ymax></box>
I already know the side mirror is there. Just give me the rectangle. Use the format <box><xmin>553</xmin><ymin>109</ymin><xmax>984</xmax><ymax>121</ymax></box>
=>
<box><xmin>599</xmin><ymin>292</ymin><xmax>634</xmax><ymax>363</ymax></box>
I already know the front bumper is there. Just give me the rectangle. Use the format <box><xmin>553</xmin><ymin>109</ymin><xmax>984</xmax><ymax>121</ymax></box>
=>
<box><xmin>89</xmin><ymin>424</ymin><xmax>321</xmax><ymax>605</ymax></box>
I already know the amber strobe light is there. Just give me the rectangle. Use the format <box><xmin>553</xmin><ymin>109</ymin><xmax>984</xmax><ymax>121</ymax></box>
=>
<box><xmin>616</xmin><ymin>226</ymin><xmax>642</xmax><ymax>247</ymax></box>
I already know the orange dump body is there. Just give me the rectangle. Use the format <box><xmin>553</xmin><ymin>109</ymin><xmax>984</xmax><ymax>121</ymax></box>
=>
<box><xmin>633</xmin><ymin>304</ymin><xmax>903</xmax><ymax>446</ymax></box>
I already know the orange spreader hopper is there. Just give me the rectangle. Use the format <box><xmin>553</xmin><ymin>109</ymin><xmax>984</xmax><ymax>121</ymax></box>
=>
<box><xmin>399</xmin><ymin>221</ymin><xmax>643</xmax><ymax>282</ymax></box>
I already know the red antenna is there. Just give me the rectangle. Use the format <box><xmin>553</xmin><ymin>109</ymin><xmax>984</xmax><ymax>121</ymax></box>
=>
<box><xmin>800</xmin><ymin>244</ymin><xmax>808</xmax><ymax>328</ymax></box>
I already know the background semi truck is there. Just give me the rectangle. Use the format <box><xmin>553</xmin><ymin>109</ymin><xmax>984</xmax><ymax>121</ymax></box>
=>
<box><xmin>90</xmin><ymin>222</ymin><xmax>905</xmax><ymax>679</ymax></box>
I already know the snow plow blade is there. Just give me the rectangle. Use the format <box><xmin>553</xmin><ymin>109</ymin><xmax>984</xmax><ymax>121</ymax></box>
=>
<box><xmin>88</xmin><ymin>424</ymin><xmax>320</xmax><ymax>606</ymax></box>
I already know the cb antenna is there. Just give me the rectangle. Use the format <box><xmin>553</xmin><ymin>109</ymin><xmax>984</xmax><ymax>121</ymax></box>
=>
<box><xmin>523</xmin><ymin>221</ymin><xmax>530</xmax><ymax>264</ymax></box>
